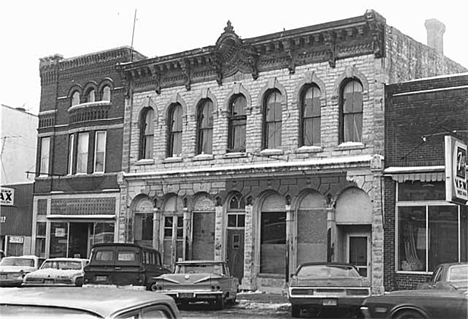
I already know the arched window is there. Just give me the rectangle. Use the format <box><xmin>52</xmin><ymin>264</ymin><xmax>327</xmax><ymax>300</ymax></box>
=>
<box><xmin>167</xmin><ymin>104</ymin><xmax>182</xmax><ymax>157</ymax></box>
<box><xmin>87</xmin><ymin>89</ymin><xmax>95</xmax><ymax>103</ymax></box>
<box><xmin>196</xmin><ymin>100</ymin><xmax>213</xmax><ymax>155</ymax></box>
<box><xmin>263</xmin><ymin>90</ymin><xmax>282</xmax><ymax>149</ymax></box>
<box><xmin>139</xmin><ymin>108</ymin><xmax>154</xmax><ymax>160</ymax></box>
<box><xmin>300</xmin><ymin>85</ymin><xmax>321</xmax><ymax>146</ymax></box>
<box><xmin>71</xmin><ymin>91</ymin><xmax>80</xmax><ymax>106</ymax></box>
<box><xmin>102</xmin><ymin>85</ymin><xmax>111</xmax><ymax>101</ymax></box>
<box><xmin>227</xmin><ymin>95</ymin><xmax>246</xmax><ymax>152</ymax></box>
<box><xmin>340</xmin><ymin>80</ymin><xmax>363</xmax><ymax>143</ymax></box>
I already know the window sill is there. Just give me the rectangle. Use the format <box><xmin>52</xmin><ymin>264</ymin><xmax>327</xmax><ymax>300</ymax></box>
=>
<box><xmin>163</xmin><ymin>157</ymin><xmax>183</xmax><ymax>164</ymax></box>
<box><xmin>135</xmin><ymin>159</ymin><xmax>155</xmax><ymax>165</ymax></box>
<box><xmin>336</xmin><ymin>142</ymin><xmax>365</xmax><ymax>150</ymax></box>
<box><xmin>193</xmin><ymin>154</ymin><xmax>214</xmax><ymax>161</ymax></box>
<box><xmin>224</xmin><ymin>152</ymin><xmax>247</xmax><ymax>159</ymax></box>
<box><xmin>296</xmin><ymin>146</ymin><xmax>323</xmax><ymax>153</ymax></box>
<box><xmin>259</xmin><ymin>149</ymin><xmax>284</xmax><ymax>156</ymax></box>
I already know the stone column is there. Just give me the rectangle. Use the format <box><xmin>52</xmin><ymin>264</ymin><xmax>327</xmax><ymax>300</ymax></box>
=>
<box><xmin>241</xmin><ymin>204</ymin><xmax>255</xmax><ymax>291</ymax></box>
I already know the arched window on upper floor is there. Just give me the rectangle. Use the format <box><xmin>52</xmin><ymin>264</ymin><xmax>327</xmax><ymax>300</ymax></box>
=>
<box><xmin>101</xmin><ymin>85</ymin><xmax>111</xmax><ymax>102</ymax></box>
<box><xmin>340</xmin><ymin>79</ymin><xmax>363</xmax><ymax>143</ymax></box>
<box><xmin>71</xmin><ymin>91</ymin><xmax>80</xmax><ymax>106</ymax></box>
<box><xmin>87</xmin><ymin>89</ymin><xmax>96</xmax><ymax>103</ymax></box>
<box><xmin>263</xmin><ymin>90</ymin><xmax>282</xmax><ymax>149</ymax></box>
<box><xmin>227</xmin><ymin>94</ymin><xmax>247</xmax><ymax>153</ymax></box>
<box><xmin>196</xmin><ymin>99</ymin><xmax>214</xmax><ymax>155</ymax></box>
<box><xmin>167</xmin><ymin>104</ymin><xmax>183</xmax><ymax>158</ymax></box>
<box><xmin>139</xmin><ymin>107</ymin><xmax>154</xmax><ymax>160</ymax></box>
<box><xmin>300</xmin><ymin>85</ymin><xmax>321</xmax><ymax>147</ymax></box>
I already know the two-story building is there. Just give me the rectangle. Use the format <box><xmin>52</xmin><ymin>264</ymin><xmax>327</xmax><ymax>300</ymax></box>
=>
<box><xmin>115</xmin><ymin>10</ymin><xmax>466</xmax><ymax>293</ymax></box>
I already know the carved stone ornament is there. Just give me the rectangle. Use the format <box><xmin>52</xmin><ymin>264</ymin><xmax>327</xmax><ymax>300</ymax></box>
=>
<box><xmin>324</xmin><ymin>31</ymin><xmax>336</xmax><ymax>68</ymax></box>
<box><xmin>150</xmin><ymin>64</ymin><xmax>162</xmax><ymax>94</ymax></box>
<box><xmin>179</xmin><ymin>59</ymin><xmax>191</xmax><ymax>91</ymax></box>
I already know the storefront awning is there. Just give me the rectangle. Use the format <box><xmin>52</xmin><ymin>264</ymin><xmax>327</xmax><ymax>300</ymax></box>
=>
<box><xmin>384</xmin><ymin>166</ymin><xmax>445</xmax><ymax>182</ymax></box>
<box><xmin>47</xmin><ymin>215</ymin><xmax>115</xmax><ymax>220</ymax></box>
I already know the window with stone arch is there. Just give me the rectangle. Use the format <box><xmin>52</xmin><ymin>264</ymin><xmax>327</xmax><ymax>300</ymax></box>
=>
<box><xmin>340</xmin><ymin>79</ymin><xmax>363</xmax><ymax>143</ymax></box>
<box><xmin>167</xmin><ymin>104</ymin><xmax>182</xmax><ymax>157</ymax></box>
<box><xmin>300</xmin><ymin>84</ymin><xmax>321</xmax><ymax>147</ymax></box>
<box><xmin>227</xmin><ymin>193</ymin><xmax>245</xmax><ymax>228</ymax></box>
<box><xmin>196</xmin><ymin>99</ymin><xmax>213</xmax><ymax>155</ymax></box>
<box><xmin>139</xmin><ymin>107</ymin><xmax>154</xmax><ymax>160</ymax></box>
<box><xmin>263</xmin><ymin>90</ymin><xmax>283</xmax><ymax>149</ymax></box>
<box><xmin>71</xmin><ymin>91</ymin><xmax>80</xmax><ymax>106</ymax></box>
<box><xmin>101</xmin><ymin>85</ymin><xmax>111</xmax><ymax>102</ymax></box>
<box><xmin>87</xmin><ymin>88</ymin><xmax>96</xmax><ymax>103</ymax></box>
<box><xmin>227</xmin><ymin>94</ymin><xmax>247</xmax><ymax>153</ymax></box>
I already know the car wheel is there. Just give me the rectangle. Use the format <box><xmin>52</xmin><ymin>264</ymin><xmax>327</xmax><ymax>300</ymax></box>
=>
<box><xmin>215</xmin><ymin>295</ymin><xmax>225</xmax><ymax>310</ymax></box>
<box><xmin>147</xmin><ymin>281</ymin><xmax>157</xmax><ymax>292</ymax></box>
<box><xmin>75</xmin><ymin>278</ymin><xmax>83</xmax><ymax>287</ymax></box>
<box><xmin>291</xmin><ymin>305</ymin><xmax>301</xmax><ymax>318</ymax></box>
<box><xmin>393</xmin><ymin>310</ymin><xmax>426</xmax><ymax>319</ymax></box>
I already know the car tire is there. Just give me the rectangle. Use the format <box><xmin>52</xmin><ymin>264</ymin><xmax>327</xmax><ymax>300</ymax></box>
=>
<box><xmin>393</xmin><ymin>310</ymin><xmax>426</xmax><ymax>319</ymax></box>
<box><xmin>291</xmin><ymin>305</ymin><xmax>301</xmax><ymax>318</ymax></box>
<box><xmin>75</xmin><ymin>278</ymin><xmax>83</xmax><ymax>287</ymax></box>
<box><xmin>215</xmin><ymin>295</ymin><xmax>225</xmax><ymax>310</ymax></box>
<box><xmin>147</xmin><ymin>281</ymin><xmax>157</xmax><ymax>292</ymax></box>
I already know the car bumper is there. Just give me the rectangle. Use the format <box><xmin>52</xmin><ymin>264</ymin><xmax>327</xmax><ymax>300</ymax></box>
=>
<box><xmin>0</xmin><ymin>279</ymin><xmax>24</xmax><ymax>287</ymax></box>
<box><xmin>160</xmin><ymin>290</ymin><xmax>224</xmax><ymax>302</ymax></box>
<box><xmin>289</xmin><ymin>296</ymin><xmax>366</xmax><ymax>308</ymax></box>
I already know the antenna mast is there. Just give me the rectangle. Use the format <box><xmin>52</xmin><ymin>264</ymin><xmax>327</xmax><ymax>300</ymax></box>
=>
<box><xmin>130</xmin><ymin>9</ymin><xmax>137</xmax><ymax>62</ymax></box>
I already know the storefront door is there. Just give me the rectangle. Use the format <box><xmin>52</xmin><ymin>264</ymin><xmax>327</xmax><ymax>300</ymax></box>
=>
<box><xmin>347</xmin><ymin>233</ymin><xmax>370</xmax><ymax>279</ymax></box>
<box><xmin>68</xmin><ymin>223</ymin><xmax>90</xmax><ymax>258</ymax></box>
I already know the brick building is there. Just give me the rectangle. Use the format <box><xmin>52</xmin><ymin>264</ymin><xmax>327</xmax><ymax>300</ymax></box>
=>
<box><xmin>115</xmin><ymin>10</ymin><xmax>466</xmax><ymax>293</ymax></box>
<box><xmin>33</xmin><ymin>48</ymin><xmax>145</xmax><ymax>259</ymax></box>
<box><xmin>384</xmin><ymin>73</ymin><xmax>468</xmax><ymax>290</ymax></box>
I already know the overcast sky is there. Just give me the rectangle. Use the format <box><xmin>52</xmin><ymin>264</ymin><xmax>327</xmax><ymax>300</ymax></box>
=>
<box><xmin>1</xmin><ymin>0</ymin><xmax>467</xmax><ymax>115</ymax></box>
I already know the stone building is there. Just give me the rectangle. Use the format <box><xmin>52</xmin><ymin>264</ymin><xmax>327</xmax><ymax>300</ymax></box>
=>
<box><xmin>115</xmin><ymin>10</ymin><xmax>466</xmax><ymax>293</ymax></box>
<box><xmin>33</xmin><ymin>48</ymin><xmax>145</xmax><ymax>259</ymax></box>
<box><xmin>384</xmin><ymin>73</ymin><xmax>468</xmax><ymax>290</ymax></box>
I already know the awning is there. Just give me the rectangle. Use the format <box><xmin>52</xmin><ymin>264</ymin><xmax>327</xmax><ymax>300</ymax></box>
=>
<box><xmin>391</xmin><ymin>172</ymin><xmax>445</xmax><ymax>182</ymax></box>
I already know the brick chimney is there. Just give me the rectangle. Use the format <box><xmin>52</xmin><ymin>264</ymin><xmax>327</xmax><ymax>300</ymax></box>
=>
<box><xmin>425</xmin><ymin>18</ymin><xmax>445</xmax><ymax>54</ymax></box>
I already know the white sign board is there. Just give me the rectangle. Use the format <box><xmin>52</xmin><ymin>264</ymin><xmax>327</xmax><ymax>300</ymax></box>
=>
<box><xmin>9</xmin><ymin>236</ymin><xmax>24</xmax><ymax>244</ymax></box>
<box><xmin>445</xmin><ymin>136</ymin><xmax>467</xmax><ymax>205</ymax></box>
<box><xmin>0</xmin><ymin>187</ymin><xmax>14</xmax><ymax>206</ymax></box>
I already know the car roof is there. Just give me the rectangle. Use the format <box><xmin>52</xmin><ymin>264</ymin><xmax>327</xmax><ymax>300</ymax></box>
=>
<box><xmin>44</xmin><ymin>258</ymin><xmax>88</xmax><ymax>262</ymax></box>
<box><xmin>298</xmin><ymin>262</ymin><xmax>356</xmax><ymax>267</ymax></box>
<box><xmin>176</xmin><ymin>260</ymin><xmax>226</xmax><ymax>265</ymax></box>
<box><xmin>0</xmin><ymin>287</ymin><xmax>175</xmax><ymax>317</ymax></box>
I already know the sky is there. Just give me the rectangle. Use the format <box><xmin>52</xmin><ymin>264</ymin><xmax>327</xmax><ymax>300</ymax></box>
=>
<box><xmin>1</xmin><ymin>0</ymin><xmax>467</xmax><ymax>115</ymax></box>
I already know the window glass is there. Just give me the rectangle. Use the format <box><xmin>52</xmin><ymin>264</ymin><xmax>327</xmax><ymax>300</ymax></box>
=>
<box><xmin>94</xmin><ymin>131</ymin><xmax>106</xmax><ymax>173</ymax></box>
<box><xmin>71</xmin><ymin>91</ymin><xmax>80</xmax><ymax>106</ymax></box>
<box><xmin>228</xmin><ymin>95</ymin><xmax>246</xmax><ymax>152</ymax></box>
<box><xmin>264</xmin><ymin>91</ymin><xmax>282</xmax><ymax>149</ymax></box>
<box><xmin>428</xmin><ymin>206</ymin><xmax>458</xmax><ymax>269</ymax></box>
<box><xmin>197</xmin><ymin>100</ymin><xmax>213</xmax><ymax>154</ymax></box>
<box><xmin>77</xmin><ymin>133</ymin><xmax>89</xmax><ymax>174</ymax></box>
<box><xmin>102</xmin><ymin>86</ymin><xmax>111</xmax><ymax>101</ymax></box>
<box><xmin>93</xmin><ymin>223</ymin><xmax>114</xmax><ymax>244</ymax></box>
<box><xmin>40</xmin><ymin>137</ymin><xmax>50</xmax><ymax>176</ymax></box>
<box><xmin>95</xmin><ymin>250</ymin><xmax>113</xmax><ymax>261</ymax></box>
<box><xmin>398</xmin><ymin>182</ymin><xmax>445</xmax><ymax>201</ymax></box>
<box><xmin>140</xmin><ymin>108</ymin><xmax>154</xmax><ymax>159</ymax></box>
<box><xmin>260</xmin><ymin>211</ymin><xmax>286</xmax><ymax>274</ymax></box>
<box><xmin>341</xmin><ymin>80</ymin><xmax>363</xmax><ymax>143</ymax></box>
<box><xmin>167</xmin><ymin>104</ymin><xmax>182</xmax><ymax>157</ymax></box>
<box><xmin>118</xmin><ymin>251</ymin><xmax>136</xmax><ymax>261</ymax></box>
<box><xmin>135</xmin><ymin>213</ymin><xmax>153</xmax><ymax>241</ymax></box>
<box><xmin>50</xmin><ymin>222</ymin><xmax>68</xmax><ymax>258</ymax></box>
<box><xmin>68</xmin><ymin>134</ymin><xmax>74</xmax><ymax>175</ymax></box>
<box><xmin>87</xmin><ymin>89</ymin><xmax>95</xmax><ymax>102</ymax></box>
<box><xmin>301</xmin><ymin>85</ymin><xmax>321</xmax><ymax>146</ymax></box>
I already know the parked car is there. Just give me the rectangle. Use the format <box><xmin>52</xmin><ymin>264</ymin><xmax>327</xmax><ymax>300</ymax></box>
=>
<box><xmin>84</xmin><ymin>243</ymin><xmax>171</xmax><ymax>290</ymax></box>
<box><xmin>417</xmin><ymin>262</ymin><xmax>468</xmax><ymax>292</ymax></box>
<box><xmin>287</xmin><ymin>262</ymin><xmax>371</xmax><ymax>318</ymax></box>
<box><xmin>0</xmin><ymin>286</ymin><xmax>180</xmax><ymax>318</ymax></box>
<box><xmin>0</xmin><ymin>255</ymin><xmax>45</xmax><ymax>287</ymax></box>
<box><xmin>23</xmin><ymin>258</ymin><xmax>88</xmax><ymax>287</ymax></box>
<box><xmin>150</xmin><ymin>260</ymin><xmax>239</xmax><ymax>310</ymax></box>
<box><xmin>360</xmin><ymin>289</ymin><xmax>468</xmax><ymax>319</ymax></box>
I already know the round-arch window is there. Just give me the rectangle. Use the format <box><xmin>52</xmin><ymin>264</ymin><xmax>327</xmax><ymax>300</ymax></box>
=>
<box><xmin>102</xmin><ymin>86</ymin><xmax>111</xmax><ymax>101</ymax></box>
<box><xmin>71</xmin><ymin>91</ymin><xmax>80</xmax><ymax>106</ymax></box>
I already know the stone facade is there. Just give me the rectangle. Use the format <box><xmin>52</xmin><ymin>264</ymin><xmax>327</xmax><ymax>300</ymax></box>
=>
<box><xmin>115</xmin><ymin>10</ymin><xmax>466</xmax><ymax>294</ymax></box>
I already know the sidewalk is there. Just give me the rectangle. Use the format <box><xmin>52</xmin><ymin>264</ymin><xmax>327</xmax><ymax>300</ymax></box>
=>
<box><xmin>237</xmin><ymin>291</ymin><xmax>290</xmax><ymax>310</ymax></box>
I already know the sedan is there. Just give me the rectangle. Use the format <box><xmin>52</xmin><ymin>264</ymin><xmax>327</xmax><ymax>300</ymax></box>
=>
<box><xmin>0</xmin><ymin>286</ymin><xmax>180</xmax><ymax>318</ymax></box>
<box><xmin>23</xmin><ymin>258</ymin><xmax>88</xmax><ymax>287</ymax></box>
<box><xmin>287</xmin><ymin>262</ymin><xmax>371</xmax><ymax>318</ymax></box>
<box><xmin>360</xmin><ymin>289</ymin><xmax>468</xmax><ymax>319</ymax></box>
<box><xmin>417</xmin><ymin>262</ymin><xmax>468</xmax><ymax>292</ymax></box>
<box><xmin>0</xmin><ymin>255</ymin><xmax>44</xmax><ymax>287</ymax></box>
<box><xmin>150</xmin><ymin>260</ymin><xmax>239</xmax><ymax>310</ymax></box>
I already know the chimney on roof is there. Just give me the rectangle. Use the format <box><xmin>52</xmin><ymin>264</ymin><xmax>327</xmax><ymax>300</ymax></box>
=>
<box><xmin>425</xmin><ymin>18</ymin><xmax>445</xmax><ymax>54</ymax></box>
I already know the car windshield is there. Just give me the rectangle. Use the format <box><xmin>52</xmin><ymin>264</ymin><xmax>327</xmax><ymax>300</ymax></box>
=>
<box><xmin>0</xmin><ymin>305</ymin><xmax>101</xmax><ymax>318</ymax></box>
<box><xmin>176</xmin><ymin>264</ymin><xmax>224</xmax><ymax>275</ymax></box>
<box><xmin>296</xmin><ymin>265</ymin><xmax>360</xmax><ymax>278</ymax></box>
<box><xmin>0</xmin><ymin>257</ymin><xmax>34</xmax><ymax>267</ymax></box>
<box><xmin>448</xmin><ymin>265</ymin><xmax>468</xmax><ymax>281</ymax></box>
<box><xmin>41</xmin><ymin>261</ymin><xmax>83</xmax><ymax>270</ymax></box>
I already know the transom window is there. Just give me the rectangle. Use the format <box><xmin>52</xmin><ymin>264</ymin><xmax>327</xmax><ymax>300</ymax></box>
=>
<box><xmin>227</xmin><ymin>195</ymin><xmax>245</xmax><ymax>228</ymax></box>
<box><xmin>340</xmin><ymin>80</ymin><xmax>363</xmax><ymax>143</ymax></box>
<box><xmin>139</xmin><ymin>107</ymin><xmax>154</xmax><ymax>160</ymax></box>
<box><xmin>227</xmin><ymin>95</ymin><xmax>247</xmax><ymax>152</ymax></box>
<box><xmin>167</xmin><ymin>104</ymin><xmax>182</xmax><ymax>157</ymax></box>
<box><xmin>300</xmin><ymin>85</ymin><xmax>321</xmax><ymax>146</ymax></box>
<box><xmin>263</xmin><ymin>90</ymin><xmax>283</xmax><ymax>149</ymax></box>
<box><xmin>196</xmin><ymin>100</ymin><xmax>213</xmax><ymax>155</ymax></box>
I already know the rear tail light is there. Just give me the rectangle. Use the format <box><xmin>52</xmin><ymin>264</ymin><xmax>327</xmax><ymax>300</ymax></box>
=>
<box><xmin>346</xmin><ymin>288</ymin><xmax>370</xmax><ymax>296</ymax></box>
<box><xmin>291</xmin><ymin>288</ymin><xmax>314</xmax><ymax>295</ymax></box>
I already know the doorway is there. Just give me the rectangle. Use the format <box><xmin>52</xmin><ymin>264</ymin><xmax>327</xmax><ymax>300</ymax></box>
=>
<box><xmin>347</xmin><ymin>233</ymin><xmax>371</xmax><ymax>279</ymax></box>
<box><xmin>68</xmin><ymin>223</ymin><xmax>91</xmax><ymax>258</ymax></box>
<box><xmin>227</xmin><ymin>229</ymin><xmax>244</xmax><ymax>282</ymax></box>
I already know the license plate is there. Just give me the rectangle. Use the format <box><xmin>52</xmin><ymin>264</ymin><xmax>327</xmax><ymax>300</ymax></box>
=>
<box><xmin>96</xmin><ymin>275</ymin><xmax>107</xmax><ymax>282</ymax></box>
<box><xmin>179</xmin><ymin>293</ymin><xmax>193</xmax><ymax>298</ymax></box>
<box><xmin>44</xmin><ymin>279</ymin><xmax>54</xmax><ymax>284</ymax></box>
<box><xmin>323</xmin><ymin>299</ymin><xmax>337</xmax><ymax>306</ymax></box>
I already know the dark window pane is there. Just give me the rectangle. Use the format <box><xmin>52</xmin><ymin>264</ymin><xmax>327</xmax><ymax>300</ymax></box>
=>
<box><xmin>228</xmin><ymin>215</ymin><xmax>236</xmax><ymax>227</ymax></box>
<box><xmin>428</xmin><ymin>206</ymin><xmax>458</xmax><ymax>270</ymax></box>
<box><xmin>398</xmin><ymin>207</ymin><xmax>426</xmax><ymax>271</ymax></box>
<box><xmin>238</xmin><ymin>214</ymin><xmax>245</xmax><ymax>227</ymax></box>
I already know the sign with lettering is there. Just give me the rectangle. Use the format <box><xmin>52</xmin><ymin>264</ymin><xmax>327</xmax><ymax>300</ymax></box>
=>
<box><xmin>0</xmin><ymin>187</ymin><xmax>14</xmax><ymax>206</ymax></box>
<box><xmin>9</xmin><ymin>236</ymin><xmax>24</xmax><ymax>244</ymax></box>
<box><xmin>445</xmin><ymin>136</ymin><xmax>467</xmax><ymax>205</ymax></box>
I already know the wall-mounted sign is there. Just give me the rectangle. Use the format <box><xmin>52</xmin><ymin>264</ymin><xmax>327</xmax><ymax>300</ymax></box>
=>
<box><xmin>9</xmin><ymin>236</ymin><xmax>24</xmax><ymax>244</ymax></box>
<box><xmin>55</xmin><ymin>228</ymin><xmax>66</xmax><ymax>237</ymax></box>
<box><xmin>0</xmin><ymin>187</ymin><xmax>14</xmax><ymax>206</ymax></box>
<box><xmin>445</xmin><ymin>136</ymin><xmax>467</xmax><ymax>205</ymax></box>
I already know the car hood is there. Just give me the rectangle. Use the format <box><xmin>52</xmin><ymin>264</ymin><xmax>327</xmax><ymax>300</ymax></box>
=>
<box><xmin>25</xmin><ymin>269</ymin><xmax>83</xmax><ymax>278</ymax></box>
<box><xmin>155</xmin><ymin>273</ymin><xmax>223</xmax><ymax>284</ymax></box>
<box><xmin>0</xmin><ymin>266</ymin><xmax>36</xmax><ymax>273</ymax></box>
<box><xmin>290</xmin><ymin>277</ymin><xmax>367</xmax><ymax>287</ymax></box>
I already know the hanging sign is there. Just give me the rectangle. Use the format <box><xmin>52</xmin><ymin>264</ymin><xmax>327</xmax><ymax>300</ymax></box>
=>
<box><xmin>445</xmin><ymin>136</ymin><xmax>467</xmax><ymax>205</ymax></box>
